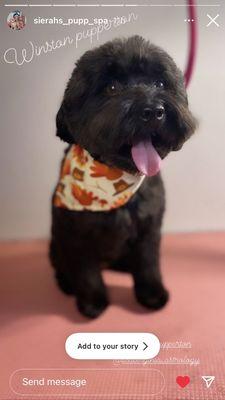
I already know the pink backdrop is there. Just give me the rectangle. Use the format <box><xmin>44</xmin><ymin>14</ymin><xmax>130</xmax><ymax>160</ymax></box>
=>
<box><xmin>0</xmin><ymin>233</ymin><xmax>225</xmax><ymax>399</ymax></box>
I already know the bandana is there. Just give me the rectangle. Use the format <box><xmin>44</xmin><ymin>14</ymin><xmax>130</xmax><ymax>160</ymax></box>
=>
<box><xmin>53</xmin><ymin>145</ymin><xmax>145</xmax><ymax>212</ymax></box>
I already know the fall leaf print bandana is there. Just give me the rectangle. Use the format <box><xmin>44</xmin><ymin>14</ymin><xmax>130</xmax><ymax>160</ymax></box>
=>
<box><xmin>53</xmin><ymin>145</ymin><xmax>145</xmax><ymax>211</ymax></box>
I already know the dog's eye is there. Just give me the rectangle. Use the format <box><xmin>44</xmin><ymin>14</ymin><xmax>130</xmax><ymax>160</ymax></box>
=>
<box><xmin>153</xmin><ymin>80</ymin><xmax>164</xmax><ymax>89</ymax></box>
<box><xmin>106</xmin><ymin>81</ymin><xmax>122</xmax><ymax>95</ymax></box>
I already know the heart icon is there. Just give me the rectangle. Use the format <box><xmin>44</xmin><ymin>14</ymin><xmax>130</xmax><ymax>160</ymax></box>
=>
<box><xmin>176</xmin><ymin>376</ymin><xmax>190</xmax><ymax>388</ymax></box>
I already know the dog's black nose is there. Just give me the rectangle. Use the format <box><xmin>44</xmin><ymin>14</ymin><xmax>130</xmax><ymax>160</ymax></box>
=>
<box><xmin>140</xmin><ymin>105</ymin><xmax>165</xmax><ymax>122</ymax></box>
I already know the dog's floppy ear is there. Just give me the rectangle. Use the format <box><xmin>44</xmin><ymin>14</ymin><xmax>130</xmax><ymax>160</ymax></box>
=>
<box><xmin>56</xmin><ymin>65</ymin><xmax>87</xmax><ymax>143</ymax></box>
<box><xmin>56</xmin><ymin>102</ymin><xmax>74</xmax><ymax>143</ymax></box>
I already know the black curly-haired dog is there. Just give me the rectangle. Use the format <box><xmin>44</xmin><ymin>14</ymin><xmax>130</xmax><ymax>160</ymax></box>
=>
<box><xmin>50</xmin><ymin>36</ymin><xmax>196</xmax><ymax>318</ymax></box>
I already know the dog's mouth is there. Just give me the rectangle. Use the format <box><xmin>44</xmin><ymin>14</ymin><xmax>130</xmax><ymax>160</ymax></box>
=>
<box><xmin>131</xmin><ymin>140</ymin><xmax>162</xmax><ymax>177</ymax></box>
<box><xmin>119</xmin><ymin>137</ymin><xmax>167</xmax><ymax>177</ymax></box>
<box><xmin>118</xmin><ymin>113</ymin><xmax>171</xmax><ymax>176</ymax></box>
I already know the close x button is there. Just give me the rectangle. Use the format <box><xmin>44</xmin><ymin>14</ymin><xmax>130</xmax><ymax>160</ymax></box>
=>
<box><xmin>206</xmin><ymin>14</ymin><xmax>220</xmax><ymax>27</ymax></box>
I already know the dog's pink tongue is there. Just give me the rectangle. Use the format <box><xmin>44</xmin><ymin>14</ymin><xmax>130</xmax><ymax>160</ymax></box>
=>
<box><xmin>131</xmin><ymin>140</ymin><xmax>162</xmax><ymax>177</ymax></box>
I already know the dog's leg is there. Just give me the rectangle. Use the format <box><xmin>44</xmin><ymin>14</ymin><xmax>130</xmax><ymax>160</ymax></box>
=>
<box><xmin>131</xmin><ymin>216</ymin><xmax>169</xmax><ymax>310</ymax></box>
<box><xmin>51</xmin><ymin>246</ymin><xmax>109</xmax><ymax>318</ymax></box>
<box><xmin>55</xmin><ymin>270</ymin><xmax>74</xmax><ymax>295</ymax></box>
<box><xmin>50</xmin><ymin>217</ymin><xmax>109</xmax><ymax>318</ymax></box>
<box><xmin>74</xmin><ymin>257</ymin><xmax>109</xmax><ymax>318</ymax></box>
<box><xmin>50</xmin><ymin>238</ymin><xmax>74</xmax><ymax>295</ymax></box>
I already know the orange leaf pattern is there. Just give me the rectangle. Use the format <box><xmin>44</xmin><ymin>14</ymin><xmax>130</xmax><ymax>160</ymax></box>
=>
<box><xmin>53</xmin><ymin>144</ymin><xmax>145</xmax><ymax>211</ymax></box>
<box><xmin>71</xmin><ymin>184</ymin><xmax>97</xmax><ymax>206</ymax></box>
<box><xmin>111</xmin><ymin>194</ymin><xmax>132</xmax><ymax>209</ymax></box>
<box><xmin>90</xmin><ymin>161</ymin><xmax>123</xmax><ymax>180</ymax></box>
<box><xmin>72</xmin><ymin>145</ymin><xmax>88</xmax><ymax>166</ymax></box>
<box><xmin>53</xmin><ymin>194</ymin><xmax>66</xmax><ymax>208</ymax></box>
<box><xmin>60</xmin><ymin>158</ymin><xmax>70</xmax><ymax>178</ymax></box>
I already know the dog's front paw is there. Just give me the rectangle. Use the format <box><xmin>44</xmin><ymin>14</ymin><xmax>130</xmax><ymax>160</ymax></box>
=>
<box><xmin>76</xmin><ymin>295</ymin><xmax>109</xmax><ymax>319</ymax></box>
<box><xmin>135</xmin><ymin>282</ymin><xmax>169</xmax><ymax>311</ymax></box>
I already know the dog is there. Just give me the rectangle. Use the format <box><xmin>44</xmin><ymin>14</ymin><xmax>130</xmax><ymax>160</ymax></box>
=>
<box><xmin>50</xmin><ymin>35</ymin><xmax>196</xmax><ymax>318</ymax></box>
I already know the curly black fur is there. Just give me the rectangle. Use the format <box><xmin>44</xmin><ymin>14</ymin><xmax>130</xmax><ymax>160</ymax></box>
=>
<box><xmin>50</xmin><ymin>36</ymin><xmax>196</xmax><ymax>318</ymax></box>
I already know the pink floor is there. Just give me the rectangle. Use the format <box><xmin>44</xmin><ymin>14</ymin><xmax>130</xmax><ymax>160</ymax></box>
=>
<box><xmin>0</xmin><ymin>233</ymin><xmax>225</xmax><ymax>400</ymax></box>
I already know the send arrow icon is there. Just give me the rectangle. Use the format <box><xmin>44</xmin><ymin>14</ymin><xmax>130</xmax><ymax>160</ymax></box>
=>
<box><xmin>202</xmin><ymin>376</ymin><xmax>215</xmax><ymax>388</ymax></box>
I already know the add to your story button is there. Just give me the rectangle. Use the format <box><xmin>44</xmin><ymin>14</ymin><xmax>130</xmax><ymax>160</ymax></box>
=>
<box><xmin>65</xmin><ymin>332</ymin><xmax>160</xmax><ymax>360</ymax></box>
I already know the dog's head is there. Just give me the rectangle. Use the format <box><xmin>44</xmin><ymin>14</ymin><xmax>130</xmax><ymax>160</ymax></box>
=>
<box><xmin>56</xmin><ymin>35</ymin><xmax>197</xmax><ymax>176</ymax></box>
